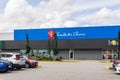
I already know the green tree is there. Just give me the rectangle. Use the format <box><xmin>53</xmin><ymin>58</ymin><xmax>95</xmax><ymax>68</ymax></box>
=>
<box><xmin>53</xmin><ymin>32</ymin><xmax>59</xmax><ymax>55</ymax></box>
<box><xmin>48</xmin><ymin>39</ymin><xmax>51</xmax><ymax>54</ymax></box>
<box><xmin>26</xmin><ymin>33</ymin><xmax>31</xmax><ymax>54</ymax></box>
<box><xmin>118</xmin><ymin>30</ymin><xmax>120</xmax><ymax>59</ymax></box>
<box><xmin>48</xmin><ymin>31</ymin><xmax>59</xmax><ymax>59</ymax></box>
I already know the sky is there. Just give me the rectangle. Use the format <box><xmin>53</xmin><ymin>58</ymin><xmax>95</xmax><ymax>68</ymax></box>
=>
<box><xmin>0</xmin><ymin>0</ymin><xmax>120</xmax><ymax>32</ymax></box>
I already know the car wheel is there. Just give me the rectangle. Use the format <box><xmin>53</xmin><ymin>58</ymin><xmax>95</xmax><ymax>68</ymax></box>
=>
<box><xmin>16</xmin><ymin>67</ymin><xmax>21</xmax><ymax>70</ymax></box>
<box><xmin>25</xmin><ymin>63</ymin><xmax>30</xmax><ymax>68</ymax></box>
<box><xmin>35</xmin><ymin>62</ymin><xmax>38</xmax><ymax>68</ymax></box>
<box><xmin>4</xmin><ymin>68</ymin><xmax>8</xmax><ymax>72</ymax></box>
<box><xmin>10</xmin><ymin>63</ymin><xmax>14</xmax><ymax>70</ymax></box>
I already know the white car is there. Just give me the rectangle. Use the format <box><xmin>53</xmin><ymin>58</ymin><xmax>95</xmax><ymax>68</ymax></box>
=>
<box><xmin>112</xmin><ymin>60</ymin><xmax>120</xmax><ymax>73</ymax></box>
<box><xmin>114</xmin><ymin>66</ymin><xmax>120</xmax><ymax>73</ymax></box>
<box><xmin>0</xmin><ymin>52</ymin><xmax>25</xmax><ymax>69</ymax></box>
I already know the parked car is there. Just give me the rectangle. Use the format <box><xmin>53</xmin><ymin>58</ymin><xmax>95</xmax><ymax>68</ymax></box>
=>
<box><xmin>0</xmin><ymin>52</ymin><xmax>25</xmax><ymax>70</ymax></box>
<box><xmin>0</xmin><ymin>62</ymin><xmax>8</xmax><ymax>72</ymax></box>
<box><xmin>23</xmin><ymin>55</ymin><xmax>38</xmax><ymax>68</ymax></box>
<box><xmin>0</xmin><ymin>59</ymin><xmax>13</xmax><ymax>70</ymax></box>
<box><xmin>112</xmin><ymin>60</ymin><xmax>120</xmax><ymax>73</ymax></box>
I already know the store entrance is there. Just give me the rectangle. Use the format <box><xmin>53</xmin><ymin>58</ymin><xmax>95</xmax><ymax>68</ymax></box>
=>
<box><xmin>69</xmin><ymin>49</ymin><xmax>74</xmax><ymax>59</ymax></box>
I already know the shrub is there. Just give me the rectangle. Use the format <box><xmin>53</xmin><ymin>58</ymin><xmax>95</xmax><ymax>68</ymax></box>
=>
<box><xmin>39</xmin><ymin>57</ymin><xmax>53</xmax><ymax>61</ymax></box>
<box><xmin>55</xmin><ymin>58</ymin><xmax>61</xmax><ymax>61</ymax></box>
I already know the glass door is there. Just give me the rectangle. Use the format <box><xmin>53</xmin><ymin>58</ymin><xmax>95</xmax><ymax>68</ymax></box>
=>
<box><xmin>69</xmin><ymin>49</ymin><xmax>74</xmax><ymax>60</ymax></box>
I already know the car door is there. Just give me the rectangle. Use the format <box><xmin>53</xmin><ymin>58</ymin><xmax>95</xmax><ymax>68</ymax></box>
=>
<box><xmin>16</xmin><ymin>54</ymin><xmax>25</xmax><ymax>65</ymax></box>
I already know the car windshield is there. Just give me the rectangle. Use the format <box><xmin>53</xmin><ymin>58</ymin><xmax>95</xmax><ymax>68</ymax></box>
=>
<box><xmin>23</xmin><ymin>55</ymin><xmax>28</xmax><ymax>59</ymax></box>
<box><xmin>16</xmin><ymin>54</ymin><xmax>24</xmax><ymax>58</ymax></box>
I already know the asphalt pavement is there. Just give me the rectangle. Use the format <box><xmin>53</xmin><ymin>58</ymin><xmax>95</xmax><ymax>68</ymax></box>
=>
<box><xmin>0</xmin><ymin>60</ymin><xmax>120</xmax><ymax>80</ymax></box>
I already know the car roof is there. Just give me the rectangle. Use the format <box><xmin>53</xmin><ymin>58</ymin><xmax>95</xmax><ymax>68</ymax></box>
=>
<box><xmin>0</xmin><ymin>52</ymin><xmax>20</xmax><ymax>55</ymax></box>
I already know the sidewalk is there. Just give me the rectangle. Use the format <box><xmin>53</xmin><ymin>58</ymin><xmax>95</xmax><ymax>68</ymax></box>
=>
<box><xmin>97</xmin><ymin>59</ymin><xmax>113</xmax><ymax>63</ymax></box>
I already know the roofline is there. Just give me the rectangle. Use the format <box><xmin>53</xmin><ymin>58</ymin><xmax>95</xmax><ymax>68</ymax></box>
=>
<box><xmin>14</xmin><ymin>25</ymin><xmax>120</xmax><ymax>31</ymax></box>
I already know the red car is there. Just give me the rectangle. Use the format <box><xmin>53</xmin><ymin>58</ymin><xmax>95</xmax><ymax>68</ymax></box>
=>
<box><xmin>23</xmin><ymin>55</ymin><xmax>38</xmax><ymax>68</ymax></box>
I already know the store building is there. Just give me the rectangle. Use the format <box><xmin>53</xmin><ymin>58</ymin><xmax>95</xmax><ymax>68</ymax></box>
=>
<box><xmin>0</xmin><ymin>26</ymin><xmax>120</xmax><ymax>60</ymax></box>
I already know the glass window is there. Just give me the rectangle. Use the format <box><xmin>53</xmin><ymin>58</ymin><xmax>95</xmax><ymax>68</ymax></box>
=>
<box><xmin>0</xmin><ymin>54</ymin><xmax>6</xmax><ymax>58</ymax></box>
<box><xmin>6</xmin><ymin>54</ymin><xmax>13</xmax><ymax>57</ymax></box>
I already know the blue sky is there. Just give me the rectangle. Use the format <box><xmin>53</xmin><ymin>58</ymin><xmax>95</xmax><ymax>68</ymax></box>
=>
<box><xmin>0</xmin><ymin>0</ymin><xmax>8</xmax><ymax>12</ymax></box>
<box><xmin>0</xmin><ymin>0</ymin><xmax>120</xmax><ymax>32</ymax></box>
<box><xmin>26</xmin><ymin>0</ymin><xmax>40</xmax><ymax>6</ymax></box>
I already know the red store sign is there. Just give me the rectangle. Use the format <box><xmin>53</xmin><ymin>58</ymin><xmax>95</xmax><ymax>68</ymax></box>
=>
<box><xmin>48</xmin><ymin>30</ymin><xmax>55</xmax><ymax>39</ymax></box>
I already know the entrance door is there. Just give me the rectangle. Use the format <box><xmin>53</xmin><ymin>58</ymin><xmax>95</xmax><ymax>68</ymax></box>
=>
<box><xmin>69</xmin><ymin>50</ymin><xmax>74</xmax><ymax>59</ymax></box>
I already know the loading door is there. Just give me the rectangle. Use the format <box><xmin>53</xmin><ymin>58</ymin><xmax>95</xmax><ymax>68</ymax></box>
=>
<box><xmin>57</xmin><ymin>50</ymin><xmax>69</xmax><ymax>59</ymax></box>
<box><xmin>74</xmin><ymin>50</ymin><xmax>102</xmax><ymax>60</ymax></box>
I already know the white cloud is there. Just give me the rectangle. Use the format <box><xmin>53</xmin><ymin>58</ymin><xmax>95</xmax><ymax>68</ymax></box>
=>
<box><xmin>0</xmin><ymin>0</ymin><xmax>34</xmax><ymax>31</ymax></box>
<box><xmin>0</xmin><ymin>0</ymin><xmax>73</xmax><ymax>31</ymax></box>
<box><xmin>64</xmin><ymin>20</ymin><xmax>79</xmax><ymax>27</ymax></box>
<box><xmin>0</xmin><ymin>0</ymin><xmax>120</xmax><ymax>32</ymax></box>
<box><xmin>78</xmin><ymin>7</ymin><xmax>120</xmax><ymax>26</ymax></box>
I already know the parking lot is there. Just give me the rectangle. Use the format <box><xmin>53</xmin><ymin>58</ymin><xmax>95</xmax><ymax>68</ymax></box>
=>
<box><xmin>0</xmin><ymin>60</ymin><xmax>120</xmax><ymax>80</ymax></box>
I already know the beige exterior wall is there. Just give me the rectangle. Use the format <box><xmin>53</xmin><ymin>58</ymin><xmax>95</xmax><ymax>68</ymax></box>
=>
<box><xmin>0</xmin><ymin>32</ymin><xmax>14</xmax><ymax>41</ymax></box>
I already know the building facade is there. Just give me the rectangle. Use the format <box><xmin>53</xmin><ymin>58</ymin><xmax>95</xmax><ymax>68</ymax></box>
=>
<box><xmin>0</xmin><ymin>26</ymin><xmax>120</xmax><ymax>60</ymax></box>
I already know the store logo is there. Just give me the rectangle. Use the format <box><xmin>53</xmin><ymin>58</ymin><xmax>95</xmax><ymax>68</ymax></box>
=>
<box><xmin>48</xmin><ymin>30</ymin><xmax>54</xmax><ymax>39</ymax></box>
<box><xmin>108</xmin><ymin>40</ymin><xmax>118</xmax><ymax>46</ymax></box>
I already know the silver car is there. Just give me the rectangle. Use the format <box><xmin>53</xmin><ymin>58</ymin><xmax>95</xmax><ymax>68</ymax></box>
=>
<box><xmin>0</xmin><ymin>52</ymin><xmax>25</xmax><ymax>70</ymax></box>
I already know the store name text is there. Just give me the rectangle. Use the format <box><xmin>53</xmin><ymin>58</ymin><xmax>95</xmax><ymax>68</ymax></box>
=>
<box><xmin>57</xmin><ymin>31</ymin><xmax>86</xmax><ymax>37</ymax></box>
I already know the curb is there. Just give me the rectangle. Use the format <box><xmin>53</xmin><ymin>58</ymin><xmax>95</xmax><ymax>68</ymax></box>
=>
<box><xmin>104</xmin><ymin>67</ymin><xmax>113</xmax><ymax>70</ymax></box>
<box><xmin>37</xmin><ymin>60</ymin><xmax>80</xmax><ymax>62</ymax></box>
<box><xmin>96</xmin><ymin>60</ymin><xmax>113</xmax><ymax>64</ymax></box>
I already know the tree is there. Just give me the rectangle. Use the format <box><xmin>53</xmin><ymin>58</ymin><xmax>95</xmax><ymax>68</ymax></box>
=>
<box><xmin>53</xmin><ymin>32</ymin><xmax>59</xmax><ymax>55</ymax></box>
<box><xmin>118</xmin><ymin>30</ymin><xmax>120</xmax><ymax>59</ymax></box>
<box><xmin>48</xmin><ymin>31</ymin><xmax>59</xmax><ymax>57</ymax></box>
<box><xmin>48</xmin><ymin>39</ymin><xmax>51</xmax><ymax>54</ymax></box>
<box><xmin>26</xmin><ymin>33</ymin><xmax>31</xmax><ymax>54</ymax></box>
